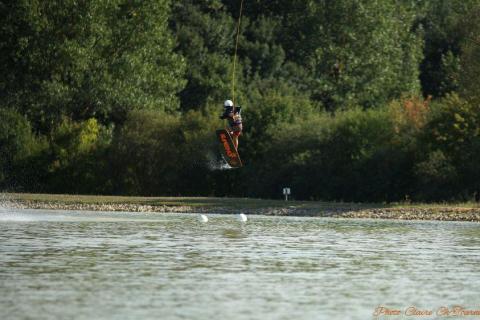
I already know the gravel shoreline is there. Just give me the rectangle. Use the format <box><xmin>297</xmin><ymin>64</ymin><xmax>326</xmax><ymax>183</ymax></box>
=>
<box><xmin>4</xmin><ymin>199</ymin><xmax>480</xmax><ymax>222</ymax></box>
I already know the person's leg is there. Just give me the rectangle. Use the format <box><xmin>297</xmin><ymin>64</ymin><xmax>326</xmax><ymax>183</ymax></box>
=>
<box><xmin>232</xmin><ymin>126</ymin><xmax>242</xmax><ymax>150</ymax></box>
<box><xmin>233</xmin><ymin>124</ymin><xmax>242</xmax><ymax>150</ymax></box>
<box><xmin>232</xmin><ymin>135</ymin><xmax>238</xmax><ymax>150</ymax></box>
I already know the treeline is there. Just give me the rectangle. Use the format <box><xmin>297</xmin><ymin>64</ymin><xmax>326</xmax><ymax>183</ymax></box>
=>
<box><xmin>1</xmin><ymin>0</ymin><xmax>480</xmax><ymax>202</ymax></box>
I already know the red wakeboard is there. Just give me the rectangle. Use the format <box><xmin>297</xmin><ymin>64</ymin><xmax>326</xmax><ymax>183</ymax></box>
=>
<box><xmin>216</xmin><ymin>129</ymin><xmax>243</xmax><ymax>168</ymax></box>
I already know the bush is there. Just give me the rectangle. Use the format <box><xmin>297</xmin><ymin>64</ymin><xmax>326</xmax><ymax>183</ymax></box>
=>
<box><xmin>110</xmin><ymin>110</ymin><xmax>221</xmax><ymax>196</ymax></box>
<box><xmin>247</xmin><ymin>106</ymin><xmax>415</xmax><ymax>201</ymax></box>
<box><xmin>0</xmin><ymin>109</ymin><xmax>38</xmax><ymax>189</ymax></box>
<box><xmin>415</xmin><ymin>94</ymin><xmax>480</xmax><ymax>200</ymax></box>
<box><xmin>34</xmin><ymin>118</ymin><xmax>112</xmax><ymax>194</ymax></box>
<box><xmin>414</xmin><ymin>150</ymin><xmax>458</xmax><ymax>200</ymax></box>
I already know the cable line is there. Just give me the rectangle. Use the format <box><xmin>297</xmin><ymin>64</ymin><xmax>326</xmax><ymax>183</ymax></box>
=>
<box><xmin>231</xmin><ymin>0</ymin><xmax>244</xmax><ymax>108</ymax></box>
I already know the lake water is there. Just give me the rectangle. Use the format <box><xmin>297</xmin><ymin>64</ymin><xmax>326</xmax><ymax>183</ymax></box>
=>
<box><xmin>1</xmin><ymin>208</ymin><xmax>480</xmax><ymax>320</ymax></box>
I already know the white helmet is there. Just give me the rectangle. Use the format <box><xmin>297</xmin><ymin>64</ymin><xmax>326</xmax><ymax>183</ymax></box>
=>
<box><xmin>224</xmin><ymin>99</ymin><xmax>234</xmax><ymax>107</ymax></box>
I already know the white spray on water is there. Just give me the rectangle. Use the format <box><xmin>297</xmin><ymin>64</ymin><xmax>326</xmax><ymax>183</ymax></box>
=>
<box><xmin>206</xmin><ymin>151</ymin><xmax>233</xmax><ymax>171</ymax></box>
<box><xmin>0</xmin><ymin>193</ymin><xmax>31</xmax><ymax>221</ymax></box>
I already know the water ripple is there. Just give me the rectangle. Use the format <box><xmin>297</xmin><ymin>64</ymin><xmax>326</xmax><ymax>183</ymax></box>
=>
<box><xmin>1</xmin><ymin>209</ymin><xmax>480</xmax><ymax>320</ymax></box>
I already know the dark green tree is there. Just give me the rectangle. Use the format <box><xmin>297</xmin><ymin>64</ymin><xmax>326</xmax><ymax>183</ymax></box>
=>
<box><xmin>109</xmin><ymin>110</ymin><xmax>221</xmax><ymax>196</ymax></box>
<box><xmin>229</xmin><ymin>0</ymin><xmax>423</xmax><ymax>110</ymax></box>
<box><xmin>458</xmin><ymin>5</ymin><xmax>480</xmax><ymax>105</ymax></box>
<box><xmin>418</xmin><ymin>0</ymin><xmax>480</xmax><ymax>98</ymax></box>
<box><xmin>170</xmin><ymin>0</ymin><xmax>234</xmax><ymax>110</ymax></box>
<box><xmin>0</xmin><ymin>109</ymin><xmax>38</xmax><ymax>189</ymax></box>
<box><xmin>0</xmin><ymin>0</ymin><xmax>185</xmax><ymax>132</ymax></box>
<box><xmin>418</xmin><ymin>94</ymin><xmax>480</xmax><ymax>200</ymax></box>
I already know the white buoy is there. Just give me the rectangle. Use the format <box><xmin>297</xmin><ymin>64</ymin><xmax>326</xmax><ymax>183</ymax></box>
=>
<box><xmin>199</xmin><ymin>214</ymin><xmax>208</xmax><ymax>223</ymax></box>
<box><xmin>238</xmin><ymin>213</ymin><xmax>247</xmax><ymax>223</ymax></box>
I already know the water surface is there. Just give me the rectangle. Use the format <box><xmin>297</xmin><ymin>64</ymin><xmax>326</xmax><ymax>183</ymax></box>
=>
<box><xmin>1</xmin><ymin>208</ymin><xmax>480</xmax><ymax>320</ymax></box>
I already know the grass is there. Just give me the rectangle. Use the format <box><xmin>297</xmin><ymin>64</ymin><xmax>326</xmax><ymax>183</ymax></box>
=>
<box><xmin>3</xmin><ymin>192</ymin><xmax>479</xmax><ymax>210</ymax></box>
<box><xmin>3</xmin><ymin>192</ymin><xmax>380</xmax><ymax>210</ymax></box>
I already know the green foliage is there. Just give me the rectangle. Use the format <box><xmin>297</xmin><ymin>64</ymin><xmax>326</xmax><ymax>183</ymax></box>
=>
<box><xmin>418</xmin><ymin>0</ymin><xmax>480</xmax><ymax>97</ymax></box>
<box><xmin>424</xmin><ymin>94</ymin><xmax>480</xmax><ymax>153</ymax></box>
<box><xmin>49</xmin><ymin>118</ymin><xmax>105</xmax><ymax>168</ymax></box>
<box><xmin>239</xmin><ymin>79</ymin><xmax>317</xmax><ymax>160</ymax></box>
<box><xmin>0</xmin><ymin>0</ymin><xmax>185</xmax><ymax>132</ymax></box>
<box><xmin>414</xmin><ymin>150</ymin><xmax>458</xmax><ymax>200</ymax></box>
<box><xmin>110</xmin><ymin>111</ymin><xmax>181</xmax><ymax>195</ymax></box>
<box><xmin>35</xmin><ymin>118</ymin><xmax>112</xmax><ymax>194</ymax></box>
<box><xmin>171</xmin><ymin>0</ymin><xmax>234</xmax><ymax>110</ymax></box>
<box><xmin>236</xmin><ymin>0</ymin><xmax>423</xmax><ymax>110</ymax></box>
<box><xmin>247</xmin><ymin>107</ymin><xmax>413</xmax><ymax>201</ymax></box>
<box><xmin>310</xmin><ymin>1</ymin><xmax>422</xmax><ymax>109</ymax></box>
<box><xmin>173</xmin><ymin>0</ymin><xmax>425</xmax><ymax>112</ymax></box>
<box><xmin>458</xmin><ymin>5</ymin><xmax>480</xmax><ymax>105</ymax></box>
<box><xmin>240</xmin><ymin>16</ymin><xmax>286</xmax><ymax>80</ymax></box>
<box><xmin>2</xmin><ymin>0</ymin><xmax>480</xmax><ymax>201</ymax></box>
<box><xmin>0</xmin><ymin>109</ymin><xmax>37</xmax><ymax>187</ymax></box>
<box><xmin>110</xmin><ymin>110</ymin><xmax>219</xmax><ymax>195</ymax></box>
<box><xmin>415</xmin><ymin>94</ymin><xmax>480</xmax><ymax>200</ymax></box>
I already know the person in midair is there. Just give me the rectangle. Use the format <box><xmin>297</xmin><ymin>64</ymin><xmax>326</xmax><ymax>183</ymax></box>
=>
<box><xmin>220</xmin><ymin>99</ymin><xmax>242</xmax><ymax>150</ymax></box>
